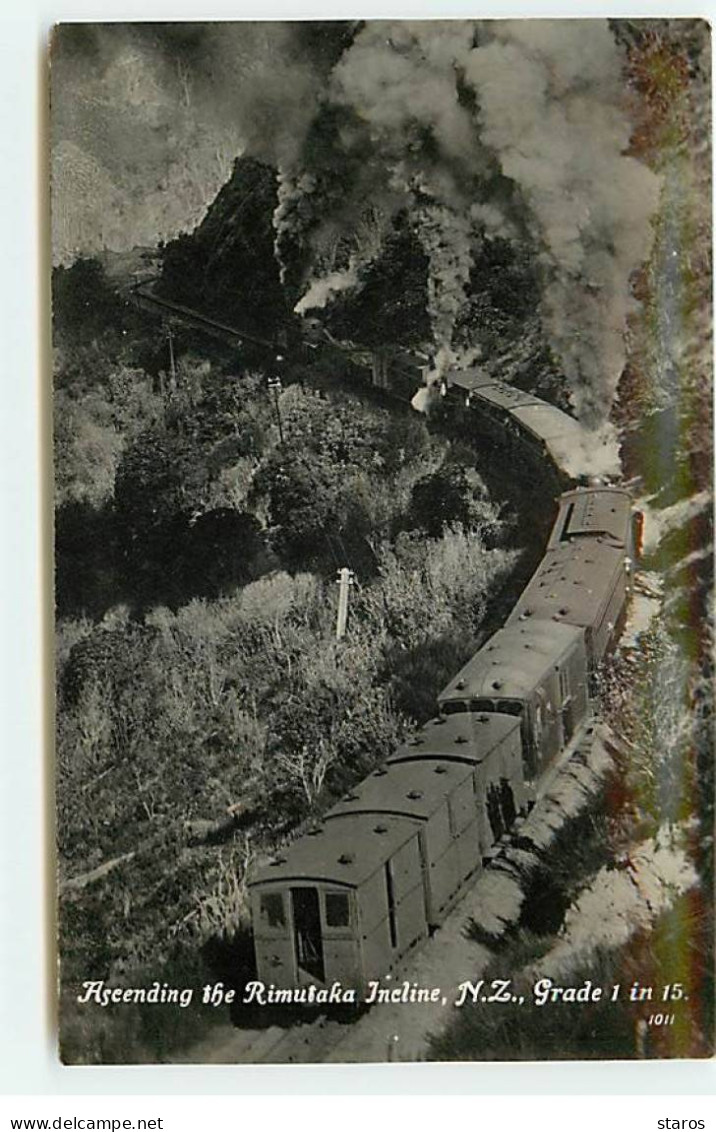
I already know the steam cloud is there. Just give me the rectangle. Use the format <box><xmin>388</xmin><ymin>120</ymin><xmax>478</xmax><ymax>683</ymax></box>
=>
<box><xmin>278</xmin><ymin>19</ymin><xmax>661</xmax><ymax>420</ymax></box>
<box><xmin>53</xmin><ymin>19</ymin><xmax>661</xmax><ymax>424</ymax></box>
<box><xmin>462</xmin><ymin>22</ymin><xmax>662</xmax><ymax>422</ymax></box>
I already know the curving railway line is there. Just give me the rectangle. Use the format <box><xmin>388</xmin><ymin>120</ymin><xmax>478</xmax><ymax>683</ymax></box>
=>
<box><xmin>134</xmin><ymin>280</ymin><xmax>640</xmax><ymax>1064</ymax></box>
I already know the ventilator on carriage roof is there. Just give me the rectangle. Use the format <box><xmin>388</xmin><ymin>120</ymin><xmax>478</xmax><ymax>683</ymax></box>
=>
<box><xmin>547</xmin><ymin>485</ymin><xmax>634</xmax><ymax>549</ymax></box>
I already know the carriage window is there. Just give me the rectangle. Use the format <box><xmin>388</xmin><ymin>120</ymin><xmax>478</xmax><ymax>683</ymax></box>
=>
<box><xmin>325</xmin><ymin>892</ymin><xmax>351</xmax><ymax>928</ymax></box>
<box><xmin>469</xmin><ymin>699</ymin><xmax>495</xmax><ymax>713</ymax></box>
<box><xmin>260</xmin><ymin>893</ymin><xmax>286</xmax><ymax>928</ymax></box>
<box><xmin>442</xmin><ymin>700</ymin><xmax>468</xmax><ymax>715</ymax></box>
<box><xmin>496</xmin><ymin>699</ymin><xmax>523</xmax><ymax>717</ymax></box>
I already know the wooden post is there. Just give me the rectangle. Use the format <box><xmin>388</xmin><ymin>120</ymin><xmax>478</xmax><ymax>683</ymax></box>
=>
<box><xmin>267</xmin><ymin>374</ymin><xmax>284</xmax><ymax>447</ymax></box>
<box><xmin>336</xmin><ymin>568</ymin><xmax>355</xmax><ymax>640</ymax></box>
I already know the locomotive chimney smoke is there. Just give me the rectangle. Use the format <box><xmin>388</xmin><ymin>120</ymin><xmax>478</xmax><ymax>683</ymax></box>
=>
<box><xmin>469</xmin><ymin>200</ymin><xmax>516</xmax><ymax>241</ymax></box>
<box><xmin>462</xmin><ymin>21</ymin><xmax>661</xmax><ymax>425</ymax></box>
<box><xmin>294</xmin><ymin>205</ymin><xmax>390</xmax><ymax>315</ymax></box>
<box><xmin>329</xmin><ymin>21</ymin><xmax>482</xmax><ymax>184</ymax></box>
<box><xmin>295</xmin><ymin>258</ymin><xmax>361</xmax><ymax>315</ymax></box>
<box><xmin>282</xmin><ymin>19</ymin><xmax>659</xmax><ymax>423</ymax></box>
<box><xmin>326</xmin><ymin>22</ymin><xmax>491</xmax><ymax>384</ymax></box>
<box><xmin>273</xmin><ymin>169</ymin><xmax>319</xmax><ymax>286</ymax></box>
<box><xmin>411</xmin><ymin>195</ymin><xmax>475</xmax><ymax>385</ymax></box>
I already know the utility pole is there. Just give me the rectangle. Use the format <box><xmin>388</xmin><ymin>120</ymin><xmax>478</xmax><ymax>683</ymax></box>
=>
<box><xmin>335</xmin><ymin>567</ymin><xmax>355</xmax><ymax>641</ymax></box>
<box><xmin>268</xmin><ymin>371</ymin><xmax>285</xmax><ymax>447</ymax></box>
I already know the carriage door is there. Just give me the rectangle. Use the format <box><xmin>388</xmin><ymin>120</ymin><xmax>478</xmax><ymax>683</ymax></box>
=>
<box><xmin>559</xmin><ymin>667</ymin><xmax>574</xmax><ymax>746</ymax></box>
<box><xmin>290</xmin><ymin>887</ymin><xmax>325</xmax><ymax>983</ymax></box>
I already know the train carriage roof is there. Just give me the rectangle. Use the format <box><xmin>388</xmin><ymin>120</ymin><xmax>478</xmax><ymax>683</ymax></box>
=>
<box><xmin>469</xmin><ymin>382</ymin><xmax>546</xmax><ymax>412</ymax></box>
<box><xmin>387</xmin><ymin>712</ymin><xmax>521</xmax><ymax>767</ymax></box>
<box><xmin>248</xmin><ymin>812</ymin><xmax>419</xmax><ymax>890</ymax></box>
<box><xmin>456</xmin><ymin>381</ymin><xmax>608</xmax><ymax>474</ymax></box>
<box><xmin>511</xmin><ymin>401</ymin><xmax>580</xmax><ymax>432</ymax></box>
<box><xmin>446</xmin><ymin>375</ymin><xmax>622</xmax><ymax>478</ymax></box>
<box><xmin>325</xmin><ymin>758</ymin><xmax>475</xmax><ymax>824</ymax></box>
<box><xmin>447</xmin><ymin>368</ymin><xmax>499</xmax><ymax>394</ymax></box>
<box><xmin>510</xmin><ymin>402</ymin><xmax>594</xmax><ymax>462</ymax></box>
<box><xmin>506</xmin><ymin>541</ymin><xmax>626</xmax><ymax>631</ymax></box>
<box><xmin>438</xmin><ymin>621</ymin><xmax>586</xmax><ymax>707</ymax></box>
<box><xmin>548</xmin><ymin>487</ymin><xmax>633</xmax><ymax>548</ymax></box>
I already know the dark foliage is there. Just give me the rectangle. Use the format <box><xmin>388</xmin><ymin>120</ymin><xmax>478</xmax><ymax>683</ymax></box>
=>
<box><xmin>324</xmin><ymin>215</ymin><xmax>431</xmax><ymax>348</ymax></box>
<box><xmin>158</xmin><ymin>157</ymin><xmax>287</xmax><ymax>338</ymax></box>
<box><xmin>52</xmin><ymin>257</ymin><xmax>165</xmax><ymax>380</ymax></box>
<box><xmin>52</xmin><ymin>258</ymin><xmax>125</xmax><ymax>348</ymax></box>
<box><xmin>409</xmin><ymin>465</ymin><xmax>474</xmax><ymax>536</ymax></box>
<box><xmin>55</xmin><ymin>502</ymin><xmax>125</xmax><ymax>621</ymax></box>
<box><xmin>382</xmin><ymin>630</ymin><xmax>479</xmax><ymax>725</ymax></box>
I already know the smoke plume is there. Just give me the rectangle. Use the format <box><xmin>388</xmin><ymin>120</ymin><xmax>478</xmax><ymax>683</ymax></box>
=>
<box><xmin>53</xmin><ymin>19</ymin><xmax>662</xmax><ymax>424</ymax></box>
<box><xmin>412</xmin><ymin>195</ymin><xmax>476</xmax><ymax>382</ymax></box>
<box><xmin>282</xmin><ymin>20</ymin><xmax>660</xmax><ymax>420</ymax></box>
<box><xmin>462</xmin><ymin>21</ymin><xmax>662</xmax><ymax>423</ymax></box>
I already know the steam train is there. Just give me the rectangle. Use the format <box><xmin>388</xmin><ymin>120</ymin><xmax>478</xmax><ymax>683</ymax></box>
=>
<box><xmin>129</xmin><ymin>280</ymin><xmax>639</xmax><ymax>992</ymax></box>
<box><xmin>248</xmin><ymin>372</ymin><xmax>638</xmax><ymax>995</ymax></box>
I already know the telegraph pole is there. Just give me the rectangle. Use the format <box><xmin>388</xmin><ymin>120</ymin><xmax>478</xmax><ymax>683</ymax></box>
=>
<box><xmin>268</xmin><ymin>368</ymin><xmax>285</xmax><ymax>447</ymax></box>
<box><xmin>335</xmin><ymin>568</ymin><xmax>355</xmax><ymax>641</ymax></box>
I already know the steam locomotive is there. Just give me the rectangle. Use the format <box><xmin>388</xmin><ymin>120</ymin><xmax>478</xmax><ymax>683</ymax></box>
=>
<box><xmin>248</xmin><ymin>373</ymin><xmax>638</xmax><ymax>994</ymax></box>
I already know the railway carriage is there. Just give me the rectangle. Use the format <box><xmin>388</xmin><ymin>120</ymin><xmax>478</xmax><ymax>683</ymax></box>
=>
<box><xmin>387</xmin><ymin>713</ymin><xmax>527</xmax><ymax>863</ymax></box>
<box><xmin>249</xmin><ymin>813</ymin><xmax>428</xmax><ymax>993</ymax></box>
<box><xmin>249</xmin><ymin>714</ymin><xmax>529</xmax><ymax>991</ymax></box>
<box><xmin>506</xmin><ymin>485</ymin><xmax>637</xmax><ymax>667</ymax></box>
<box><xmin>447</xmin><ymin>371</ymin><xmax>595</xmax><ymax>473</ymax></box>
<box><xmin>507</xmin><ymin>539</ymin><xmax>631</xmax><ymax>668</ymax></box>
<box><xmin>326</xmin><ymin>759</ymin><xmax>480</xmax><ymax>928</ymax></box>
<box><xmin>437</xmin><ymin>621</ymin><xmax>589</xmax><ymax>782</ymax></box>
<box><xmin>546</xmin><ymin>485</ymin><xmax>635</xmax><ymax>551</ymax></box>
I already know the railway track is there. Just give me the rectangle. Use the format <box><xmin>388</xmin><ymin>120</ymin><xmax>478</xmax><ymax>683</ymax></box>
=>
<box><xmin>129</xmin><ymin>279</ymin><xmax>425</xmax><ymax>402</ymax></box>
<box><xmin>129</xmin><ymin>280</ymin><xmax>279</xmax><ymax>350</ymax></box>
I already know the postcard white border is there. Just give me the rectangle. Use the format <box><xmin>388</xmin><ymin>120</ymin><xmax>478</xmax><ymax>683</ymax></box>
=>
<box><xmin>1</xmin><ymin>0</ymin><xmax>714</xmax><ymax>1097</ymax></box>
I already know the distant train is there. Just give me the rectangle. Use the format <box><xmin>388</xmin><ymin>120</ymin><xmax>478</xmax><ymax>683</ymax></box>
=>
<box><xmin>248</xmin><ymin>375</ymin><xmax>638</xmax><ymax>995</ymax></box>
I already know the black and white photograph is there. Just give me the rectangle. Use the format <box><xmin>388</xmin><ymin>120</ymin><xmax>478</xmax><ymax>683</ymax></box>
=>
<box><xmin>49</xmin><ymin>17</ymin><xmax>713</xmax><ymax>1066</ymax></box>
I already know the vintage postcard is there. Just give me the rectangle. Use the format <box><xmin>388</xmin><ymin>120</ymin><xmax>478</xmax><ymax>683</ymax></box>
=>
<box><xmin>51</xmin><ymin>19</ymin><xmax>713</xmax><ymax>1064</ymax></box>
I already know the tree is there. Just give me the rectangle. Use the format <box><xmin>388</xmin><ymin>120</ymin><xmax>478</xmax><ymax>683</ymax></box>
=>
<box><xmin>409</xmin><ymin>465</ymin><xmax>473</xmax><ymax>536</ymax></box>
<box><xmin>52</xmin><ymin>257</ymin><xmax>122</xmax><ymax>348</ymax></box>
<box><xmin>324</xmin><ymin>213</ymin><xmax>431</xmax><ymax>348</ymax></box>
